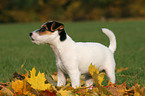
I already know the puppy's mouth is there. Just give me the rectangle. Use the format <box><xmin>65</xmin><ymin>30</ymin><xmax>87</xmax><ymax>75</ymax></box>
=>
<box><xmin>30</xmin><ymin>37</ymin><xmax>34</xmax><ymax>41</ymax></box>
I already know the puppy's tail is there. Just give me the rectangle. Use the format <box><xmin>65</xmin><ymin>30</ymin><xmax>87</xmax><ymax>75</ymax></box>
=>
<box><xmin>102</xmin><ymin>28</ymin><xmax>116</xmax><ymax>53</ymax></box>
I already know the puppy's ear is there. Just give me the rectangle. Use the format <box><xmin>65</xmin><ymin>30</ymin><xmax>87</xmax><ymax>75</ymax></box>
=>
<box><xmin>51</xmin><ymin>21</ymin><xmax>64</xmax><ymax>32</ymax></box>
<box><xmin>51</xmin><ymin>21</ymin><xmax>67</xmax><ymax>41</ymax></box>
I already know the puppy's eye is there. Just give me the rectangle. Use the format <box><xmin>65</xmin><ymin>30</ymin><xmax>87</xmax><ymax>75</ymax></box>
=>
<box><xmin>39</xmin><ymin>27</ymin><xmax>47</xmax><ymax>32</ymax></box>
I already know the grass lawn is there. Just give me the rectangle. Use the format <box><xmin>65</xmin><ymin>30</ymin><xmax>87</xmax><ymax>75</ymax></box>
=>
<box><xmin>0</xmin><ymin>21</ymin><xmax>145</xmax><ymax>86</ymax></box>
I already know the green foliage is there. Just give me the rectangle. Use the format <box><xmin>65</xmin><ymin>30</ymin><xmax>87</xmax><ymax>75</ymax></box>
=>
<box><xmin>1</xmin><ymin>0</ymin><xmax>145</xmax><ymax>22</ymax></box>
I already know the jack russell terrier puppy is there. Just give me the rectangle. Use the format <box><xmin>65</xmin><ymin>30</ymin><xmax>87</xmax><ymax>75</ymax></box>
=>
<box><xmin>29</xmin><ymin>21</ymin><xmax>117</xmax><ymax>88</ymax></box>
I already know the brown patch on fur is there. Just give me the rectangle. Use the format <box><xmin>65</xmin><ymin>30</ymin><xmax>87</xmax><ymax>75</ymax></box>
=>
<box><xmin>39</xmin><ymin>31</ymin><xmax>53</xmax><ymax>36</ymax></box>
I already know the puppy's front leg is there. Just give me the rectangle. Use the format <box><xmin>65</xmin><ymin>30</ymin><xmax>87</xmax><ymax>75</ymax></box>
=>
<box><xmin>69</xmin><ymin>69</ymin><xmax>81</xmax><ymax>88</ymax></box>
<box><xmin>57</xmin><ymin>68</ymin><xmax>66</xmax><ymax>87</ymax></box>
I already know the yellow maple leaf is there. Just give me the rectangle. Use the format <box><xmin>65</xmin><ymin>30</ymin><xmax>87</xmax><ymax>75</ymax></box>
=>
<box><xmin>57</xmin><ymin>89</ymin><xmax>78</xmax><ymax>96</ymax></box>
<box><xmin>25</xmin><ymin>67</ymin><xmax>52</xmax><ymax>91</ymax></box>
<box><xmin>88</xmin><ymin>64</ymin><xmax>98</xmax><ymax>75</ymax></box>
<box><xmin>88</xmin><ymin>63</ymin><xmax>105</xmax><ymax>85</ymax></box>
<box><xmin>88</xmin><ymin>64</ymin><xmax>112</xmax><ymax>95</ymax></box>
<box><xmin>22</xmin><ymin>78</ymin><xmax>36</xmax><ymax>96</ymax></box>
<box><xmin>12</xmin><ymin>79</ymin><xmax>24</xmax><ymax>94</ymax></box>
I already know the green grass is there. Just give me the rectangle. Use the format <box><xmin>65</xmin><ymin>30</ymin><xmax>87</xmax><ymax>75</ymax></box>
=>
<box><xmin>0</xmin><ymin>21</ymin><xmax>145</xmax><ymax>87</ymax></box>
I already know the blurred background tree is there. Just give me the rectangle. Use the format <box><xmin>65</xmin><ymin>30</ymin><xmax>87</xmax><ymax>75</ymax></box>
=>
<box><xmin>0</xmin><ymin>0</ymin><xmax>145</xmax><ymax>23</ymax></box>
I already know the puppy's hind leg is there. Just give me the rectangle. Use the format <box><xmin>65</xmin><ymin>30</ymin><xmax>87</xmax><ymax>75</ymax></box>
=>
<box><xmin>105</xmin><ymin>63</ymin><xmax>116</xmax><ymax>84</ymax></box>
<box><xmin>85</xmin><ymin>74</ymin><xmax>93</xmax><ymax>87</ymax></box>
<box><xmin>105</xmin><ymin>69</ymin><xmax>115</xmax><ymax>84</ymax></box>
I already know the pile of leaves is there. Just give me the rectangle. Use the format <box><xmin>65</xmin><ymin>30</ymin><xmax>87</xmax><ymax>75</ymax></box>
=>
<box><xmin>0</xmin><ymin>64</ymin><xmax>145</xmax><ymax>96</ymax></box>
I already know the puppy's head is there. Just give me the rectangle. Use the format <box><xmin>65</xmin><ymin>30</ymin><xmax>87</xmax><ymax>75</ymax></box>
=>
<box><xmin>29</xmin><ymin>21</ymin><xmax>66</xmax><ymax>44</ymax></box>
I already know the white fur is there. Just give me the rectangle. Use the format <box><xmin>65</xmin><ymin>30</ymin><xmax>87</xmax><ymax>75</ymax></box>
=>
<box><xmin>31</xmin><ymin>28</ymin><xmax>116</xmax><ymax>88</ymax></box>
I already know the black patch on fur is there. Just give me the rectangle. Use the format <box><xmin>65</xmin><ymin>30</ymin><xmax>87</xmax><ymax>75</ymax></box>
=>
<box><xmin>45</xmin><ymin>21</ymin><xmax>67</xmax><ymax>41</ymax></box>
<box><xmin>45</xmin><ymin>21</ymin><xmax>54</xmax><ymax>31</ymax></box>
<box><xmin>59</xmin><ymin>29</ymin><xmax>67</xmax><ymax>41</ymax></box>
<box><xmin>39</xmin><ymin>27</ymin><xmax>47</xmax><ymax>32</ymax></box>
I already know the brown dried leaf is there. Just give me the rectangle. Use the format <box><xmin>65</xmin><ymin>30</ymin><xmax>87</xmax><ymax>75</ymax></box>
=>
<box><xmin>134</xmin><ymin>83</ymin><xmax>145</xmax><ymax>96</ymax></box>
<box><xmin>106</xmin><ymin>82</ymin><xmax>126</xmax><ymax>96</ymax></box>
<box><xmin>51</xmin><ymin>72</ymin><xmax>57</xmax><ymax>82</ymax></box>
<box><xmin>0</xmin><ymin>85</ymin><xmax>14</xmax><ymax>95</ymax></box>
<box><xmin>115</xmin><ymin>67</ymin><xmax>128</xmax><ymax>73</ymax></box>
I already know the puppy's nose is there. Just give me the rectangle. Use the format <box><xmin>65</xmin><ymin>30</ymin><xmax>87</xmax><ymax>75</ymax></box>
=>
<box><xmin>29</xmin><ymin>32</ymin><xmax>32</xmax><ymax>37</ymax></box>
